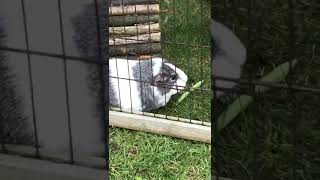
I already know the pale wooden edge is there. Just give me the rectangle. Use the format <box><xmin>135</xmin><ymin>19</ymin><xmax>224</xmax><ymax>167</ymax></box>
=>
<box><xmin>109</xmin><ymin>23</ymin><xmax>160</xmax><ymax>36</ymax></box>
<box><xmin>109</xmin><ymin>4</ymin><xmax>159</xmax><ymax>16</ymax></box>
<box><xmin>109</xmin><ymin>32</ymin><xmax>161</xmax><ymax>45</ymax></box>
<box><xmin>3</xmin><ymin>144</ymin><xmax>106</xmax><ymax>169</ymax></box>
<box><xmin>0</xmin><ymin>153</ymin><xmax>106</xmax><ymax>180</ymax></box>
<box><xmin>109</xmin><ymin>110</ymin><xmax>211</xmax><ymax>143</ymax></box>
<box><xmin>110</xmin><ymin>107</ymin><xmax>211</xmax><ymax>127</ymax></box>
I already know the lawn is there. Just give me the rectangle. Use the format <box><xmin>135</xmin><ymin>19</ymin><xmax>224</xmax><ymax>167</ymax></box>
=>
<box><xmin>212</xmin><ymin>1</ymin><xmax>320</xmax><ymax>180</ymax></box>
<box><xmin>109</xmin><ymin>0</ymin><xmax>211</xmax><ymax>179</ymax></box>
<box><xmin>155</xmin><ymin>0</ymin><xmax>211</xmax><ymax>123</ymax></box>
<box><xmin>109</xmin><ymin>128</ymin><xmax>210</xmax><ymax>179</ymax></box>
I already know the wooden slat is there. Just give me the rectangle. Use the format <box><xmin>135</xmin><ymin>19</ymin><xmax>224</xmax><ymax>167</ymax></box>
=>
<box><xmin>110</xmin><ymin>0</ymin><xmax>159</xmax><ymax>6</ymax></box>
<box><xmin>109</xmin><ymin>32</ymin><xmax>160</xmax><ymax>45</ymax></box>
<box><xmin>109</xmin><ymin>111</ymin><xmax>211</xmax><ymax>143</ymax></box>
<box><xmin>109</xmin><ymin>107</ymin><xmax>211</xmax><ymax>127</ymax></box>
<box><xmin>109</xmin><ymin>23</ymin><xmax>160</xmax><ymax>36</ymax></box>
<box><xmin>109</xmin><ymin>14</ymin><xmax>160</xmax><ymax>26</ymax></box>
<box><xmin>109</xmin><ymin>42</ymin><xmax>161</xmax><ymax>56</ymax></box>
<box><xmin>109</xmin><ymin>4</ymin><xmax>159</xmax><ymax>16</ymax></box>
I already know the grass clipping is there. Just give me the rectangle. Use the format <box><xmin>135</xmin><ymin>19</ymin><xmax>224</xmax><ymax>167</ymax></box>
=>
<box><xmin>217</xmin><ymin>60</ymin><xmax>298</xmax><ymax>131</ymax></box>
<box><xmin>177</xmin><ymin>80</ymin><xmax>204</xmax><ymax>103</ymax></box>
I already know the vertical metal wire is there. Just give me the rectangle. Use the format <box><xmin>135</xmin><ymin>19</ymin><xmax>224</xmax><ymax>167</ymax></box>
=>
<box><xmin>93</xmin><ymin>0</ymin><xmax>109</xmax><ymax>170</ymax></box>
<box><xmin>287</xmin><ymin>0</ymin><xmax>297</xmax><ymax>179</ymax></box>
<box><xmin>199</xmin><ymin>0</ymin><xmax>205</xmax><ymax>125</ymax></box>
<box><xmin>146</xmin><ymin>0</ymin><xmax>157</xmax><ymax>116</ymax></box>
<box><xmin>185</xmin><ymin>0</ymin><xmax>192</xmax><ymax>123</ymax></box>
<box><xmin>133</xmin><ymin>0</ymin><xmax>146</xmax><ymax>114</ymax></box>
<box><xmin>211</xmin><ymin>36</ymin><xmax>219</xmax><ymax>180</ymax></box>
<box><xmin>57</xmin><ymin>0</ymin><xmax>74</xmax><ymax>164</ymax></box>
<box><xmin>20</xmin><ymin>0</ymin><xmax>40</xmax><ymax>158</ymax></box>
<box><xmin>120</xmin><ymin>0</ymin><xmax>134</xmax><ymax>113</ymax></box>
<box><xmin>109</xmin><ymin>6</ymin><xmax>123</xmax><ymax>111</ymax></box>
<box><xmin>212</xmin><ymin>1</ymin><xmax>221</xmax><ymax>179</ymax></box>
<box><xmin>246</xmin><ymin>0</ymin><xmax>259</xmax><ymax>178</ymax></box>
<box><xmin>159</xmin><ymin>0</ymin><xmax>168</xmax><ymax>120</ymax></box>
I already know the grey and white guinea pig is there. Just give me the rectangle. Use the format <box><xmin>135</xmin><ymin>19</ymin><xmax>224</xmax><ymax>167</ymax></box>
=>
<box><xmin>210</xmin><ymin>20</ymin><xmax>247</xmax><ymax>96</ymax></box>
<box><xmin>109</xmin><ymin>57</ymin><xmax>188</xmax><ymax>112</ymax></box>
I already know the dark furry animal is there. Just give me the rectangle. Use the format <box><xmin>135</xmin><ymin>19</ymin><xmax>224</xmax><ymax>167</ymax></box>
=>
<box><xmin>72</xmin><ymin>2</ymin><xmax>108</xmax><ymax>120</ymax></box>
<box><xmin>0</xmin><ymin>18</ymin><xmax>33</xmax><ymax>146</ymax></box>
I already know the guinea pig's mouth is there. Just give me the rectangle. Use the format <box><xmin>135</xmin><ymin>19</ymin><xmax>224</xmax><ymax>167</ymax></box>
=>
<box><xmin>175</xmin><ymin>84</ymin><xmax>187</xmax><ymax>93</ymax></box>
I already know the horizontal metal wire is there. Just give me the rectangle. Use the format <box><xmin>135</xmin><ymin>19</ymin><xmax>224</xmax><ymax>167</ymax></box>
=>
<box><xmin>0</xmin><ymin>46</ymin><xmax>108</xmax><ymax>65</ymax></box>
<box><xmin>213</xmin><ymin>75</ymin><xmax>320</xmax><ymax>93</ymax></box>
<box><xmin>110</xmin><ymin>76</ymin><xmax>210</xmax><ymax>91</ymax></box>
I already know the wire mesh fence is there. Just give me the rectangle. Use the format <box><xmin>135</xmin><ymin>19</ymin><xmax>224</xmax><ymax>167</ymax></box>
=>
<box><xmin>212</xmin><ymin>0</ymin><xmax>320</xmax><ymax>179</ymax></box>
<box><xmin>109</xmin><ymin>0</ymin><xmax>212</xmax><ymax>126</ymax></box>
<box><xmin>0</xmin><ymin>0</ymin><xmax>108</xmax><ymax>170</ymax></box>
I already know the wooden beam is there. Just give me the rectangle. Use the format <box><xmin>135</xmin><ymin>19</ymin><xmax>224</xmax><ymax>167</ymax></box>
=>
<box><xmin>109</xmin><ymin>42</ymin><xmax>161</xmax><ymax>56</ymax></box>
<box><xmin>109</xmin><ymin>32</ymin><xmax>160</xmax><ymax>45</ymax></box>
<box><xmin>0</xmin><ymin>153</ymin><xmax>106</xmax><ymax>180</ymax></box>
<box><xmin>109</xmin><ymin>4</ymin><xmax>159</xmax><ymax>16</ymax></box>
<box><xmin>2</xmin><ymin>144</ymin><xmax>105</xmax><ymax>169</ymax></box>
<box><xmin>109</xmin><ymin>23</ymin><xmax>160</xmax><ymax>36</ymax></box>
<box><xmin>110</xmin><ymin>0</ymin><xmax>159</xmax><ymax>6</ymax></box>
<box><xmin>109</xmin><ymin>14</ymin><xmax>160</xmax><ymax>26</ymax></box>
<box><xmin>109</xmin><ymin>111</ymin><xmax>211</xmax><ymax>143</ymax></box>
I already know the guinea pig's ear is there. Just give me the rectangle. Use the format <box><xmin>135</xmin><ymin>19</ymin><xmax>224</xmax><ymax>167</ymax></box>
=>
<box><xmin>151</xmin><ymin>72</ymin><xmax>169</xmax><ymax>86</ymax></box>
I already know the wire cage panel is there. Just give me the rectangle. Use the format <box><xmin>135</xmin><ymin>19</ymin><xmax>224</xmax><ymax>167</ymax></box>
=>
<box><xmin>0</xmin><ymin>0</ymin><xmax>108</xmax><ymax>170</ymax></box>
<box><xmin>212</xmin><ymin>0</ymin><xmax>320</xmax><ymax>179</ymax></box>
<box><xmin>108</xmin><ymin>0</ymin><xmax>212</xmax><ymax>134</ymax></box>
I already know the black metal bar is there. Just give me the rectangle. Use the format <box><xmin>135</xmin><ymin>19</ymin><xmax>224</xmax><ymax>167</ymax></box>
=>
<box><xmin>20</xmin><ymin>0</ymin><xmax>40</xmax><ymax>158</ymax></box>
<box><xmin>57</xmin><ymin>0</ymin><xmax>74</xmax><ymax>164</ymax></box>
<box><xmin>287</xmin><ymin>0</ymin><xmax>297</xmax><ymax>179</ymax></box>
<box><xmin>0</xmin><ymin>46</ymin><xmax>108</xmax><ymax>65</ymax></box>
<box><xmin>93</xmin><ymin>0</ymin><xmax>109</xmax><ymax>171</ymax></box>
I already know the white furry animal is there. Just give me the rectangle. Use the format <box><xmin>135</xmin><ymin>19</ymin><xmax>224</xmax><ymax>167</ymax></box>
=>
<box><xmin>109</xmin><ymin>57</ymin><xmax>188</xmax><ymax>112</ymax></box>
<box><xmin>210</xmin><ymin>20</ymin><xmax>247</xmax><ymax>96</ymax></box>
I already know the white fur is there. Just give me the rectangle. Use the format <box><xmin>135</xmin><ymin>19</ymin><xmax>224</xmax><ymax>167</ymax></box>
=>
<box><xmin>109</xmin><ymin>58</ymin><xmax>142</xmax><ymax>112</ymax></box>
<box><xmin>110</xmin><ymin>57</ymin><xmax>188</xmax><ymax>112</ymax></box>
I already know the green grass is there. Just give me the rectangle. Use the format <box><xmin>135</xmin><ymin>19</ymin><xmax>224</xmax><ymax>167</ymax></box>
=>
<box><xmin>155</xmin><ymin>0</ymin><xmax>211</xmax><ymax>122</ymax></box>
<box><xmin>212</xmin><ymin>1</ymin><xmax>320</xmax><ymax>180</ymax></box>
<box><xmin>109</xmin><ymin>0</ymin><xmax>211</xmax><ymax>179</ymax></box>
<box><xmin>109</xmin><ymin>128</ymin><xmax>210</xmax><ymax>179</ymax></box>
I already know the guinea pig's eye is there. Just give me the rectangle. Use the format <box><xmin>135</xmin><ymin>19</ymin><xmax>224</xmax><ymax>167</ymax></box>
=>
<box><xmin>170</xmin><ymin>74</ymin><xmax>176</xmax><ymax>80</ymax></box>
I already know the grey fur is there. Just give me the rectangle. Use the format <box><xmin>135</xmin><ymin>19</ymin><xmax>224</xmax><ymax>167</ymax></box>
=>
<box><xmin>152</xmin><ymin>63</ymin><xmax>178</xmax><ymax>95</ymax></box>
<box><xmin>109</xmin><ymin>80</ymin><xmax>119</xmax><ymax>108</ymax></box>
<box><xmin>132</xmin><ymin>60</ymin><xmax>157</xmax><ymax>111</ymax></box>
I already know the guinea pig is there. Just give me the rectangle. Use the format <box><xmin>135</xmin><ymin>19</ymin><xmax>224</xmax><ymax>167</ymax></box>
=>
<box><xmin>210</xmin><ymin>20</ymin><xmax>247</xmax><ymax>96</ymax></box>
<box><xmin>109</xmin><ymin>57</ymin><xmax>188</xmax><ymax>112</ymax></box>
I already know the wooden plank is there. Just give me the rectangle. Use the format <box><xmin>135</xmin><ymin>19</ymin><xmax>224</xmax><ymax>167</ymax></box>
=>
<box><xmin>109</xmin><ymin>54</ymin><xmax>162</xmax><ymax>60</ymax></box>
<box><xmin>109</xmin><ymin>4</ymin><xmax>159</xmax><ymax>16</ymax></box>
<box><xmin>0</xmin><ymin>153</ymin><xmax>106</xmax><ymax>180</ymax></box>
<box><xmin>109</xmin><ymin>111</ymin><xmax>211</xmax><ymax>143</ymax></box>
<box><xmin>109</xmin><ymin>32</ymin><xmax>160</xmax><ymax>45</ymax></box>
<box><xmin>2</xmin><ymin>144</ymin><xmax>106</xmax><ymax>169</ymax></box>
<box><xmin>110</xmin><ymin>0</ymin><xmax>159</xmax><ymax>6</ymax></box>
<box><xmin>109</xmin><ymin>14</ymin><xmax>160</xmax><ymax>26</ymax></box>
<box><xmin>109</xmin><ymin>42</ymin><xmax>161</xmax><ymax>56</ymax></box>
<box><xmin>109</xmin><ymin>23</ymin><xmax>160</xmax><ymax>36</ymax></box>
<box><xmin>109</xmin><ymin>107</ymin><xmax>211</xmax><ymax>127</ymax></box>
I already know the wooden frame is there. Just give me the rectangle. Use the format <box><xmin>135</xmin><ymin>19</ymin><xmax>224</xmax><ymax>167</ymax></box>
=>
<box><xmin>109</xmin><ymin>110</ymin><xmax>211</xmax><ymax>143</ymax></box>
<box><xmin>0</xmin><ymin>153</ymin><xmax>106</xmax><ymax>180</ymax></box>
